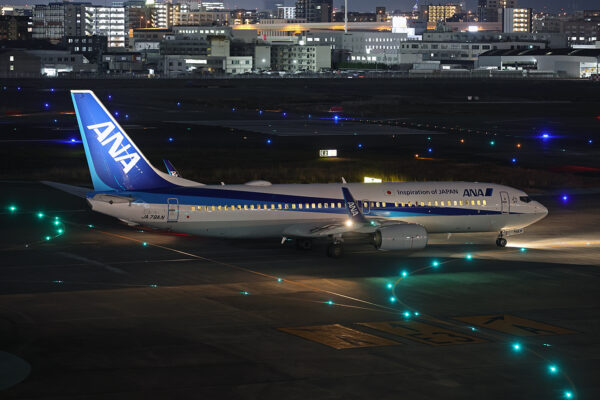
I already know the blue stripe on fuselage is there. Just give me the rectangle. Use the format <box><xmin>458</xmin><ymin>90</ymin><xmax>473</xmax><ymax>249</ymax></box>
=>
<box><xmin>88</xmin><ymin>187</ymin><xmax>515</xmax><ymax>217</ymax></box>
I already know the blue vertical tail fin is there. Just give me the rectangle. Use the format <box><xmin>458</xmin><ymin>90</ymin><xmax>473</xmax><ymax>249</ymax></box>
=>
<box><xmin>71</xmin><ymin>90</ymin><xmax>174</xmax><ymax>191</ymax></box>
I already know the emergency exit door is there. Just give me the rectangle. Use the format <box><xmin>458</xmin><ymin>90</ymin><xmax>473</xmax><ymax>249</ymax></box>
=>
<box><xmin>167</xmin><ymin>198</ymin><xmax>179</xmax><ymax>222</ymax></box>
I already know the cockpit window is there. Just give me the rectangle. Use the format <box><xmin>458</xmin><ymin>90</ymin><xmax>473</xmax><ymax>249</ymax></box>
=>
<box><xmin>519</xmin><ymin>196</ymin><xmax>531</xmax><ymax>203</ymax></box>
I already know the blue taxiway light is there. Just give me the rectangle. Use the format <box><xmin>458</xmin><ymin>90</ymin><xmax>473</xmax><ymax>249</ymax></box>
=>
<box><xmin>176</xmin><ymin>102</ymin><xmax>181</xmax><ymax>107</ymax></box>
<box><xmin>108</xmin><ymin>95</ymin><xmax>112</xmax><ymax>100</ymax></box>
<box><xmin>125</xmin><ymin>114</ymin><xmax>129</xmax><ymax>119</ymax></box>
<box><xmin>542</xmin><ymin>133</ymin><xmax>549</xmax><ymax>139</ymax></box>
<box><xmin>358</xmin><ymin>144</ymin><xmax>363</xmax><ymax>148</ymax></box>
<box><xmin>114</xmin><ymin>111</ymin><xmax>119</xmax><ymax>117</ymax></box>
<box><xmin>44</xmin><ymin>103</ymin><xmax>49</xmax><ymax>108</ymax></box>
<box><xmin>562</xmin><ymin>195</ymin><xmax>568</xmax><ymax>202</ymax></box>
<box><xmin>427</xmin><ymin>148</ymin><xmax>433</xmax><ymax>153</ymax></box>
<box><xmin>168</xmin><ymin>137</ymin><xmax>174</xmax><ymax>142</ymax></box>
<box><xmin>50</xmin><ymin>88</ymin><xmax>55</xmax><ymax>92</ymax></box>
<box><xmin>17</xmin><ymin>87</ymin><xmax>21</xmax><ymax>91</ymax></box>
<box><xmin>266</xmin><ymin>139</ymin><xmax>272</xmax><ymax>144</ymax></box>
<box><xmin>53</xmin><ymin>119</ymin><xmax>58</xmax><ymax>123</ymax></box>
<box><xmin>511</xmin><ymin>157</ymin><xmax>517</xmax><ymax>163</ymax></box>
<box><xmin>282</xmin><ymin>112</ymin><xmax>287</xmax><ymax>117</ymax></box>
<box><xmin>259</xmin><ymin>110</ymin><xmax>263</xmax><ymax>115</ymax></box>
<box><xmin>588</xmin><ymin>139</ymin><xmax>593</xmax><ymax>144</ymax></box>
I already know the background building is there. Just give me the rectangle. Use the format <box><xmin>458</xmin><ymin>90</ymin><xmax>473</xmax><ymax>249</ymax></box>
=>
<box><xmin>503</xmin><ymin>8</ymin><xmax>532</xmax><ymax>33</ymax></box>
<box><xmin>295</xmin><ymin>0</ymin><xmax>332</xmax><ymax>23</ymax></box>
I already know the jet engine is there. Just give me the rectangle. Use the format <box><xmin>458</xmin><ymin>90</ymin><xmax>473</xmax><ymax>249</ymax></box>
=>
<box><xmin>373</xmin><ymin>224</ymin><xmax>428</xmax><ymax>251</ymax></box>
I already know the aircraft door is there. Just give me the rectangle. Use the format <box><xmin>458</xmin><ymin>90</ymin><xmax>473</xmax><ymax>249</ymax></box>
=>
<box><xmin>361</xmin><ymin>200</ymin><xmax>370</xmax><ymax>214</ymax></box>
<box><xmin>500</xmin><ymin>191</ymin><xmax>510</xmax><ymax>214</ymax></box>
<box><xmin>167</xmin><ymin>198</ymin><xmax>179</xmax><ymax>222</ymax></box>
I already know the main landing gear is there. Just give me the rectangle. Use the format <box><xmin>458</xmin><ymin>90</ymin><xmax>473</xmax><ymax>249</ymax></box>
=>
<box><xmin>296</xmin><ymin>238</ymin><xmax>313</xmax><ymax>250</ymax></box>
<box><xmin>326</xmin><ymin>235</ymin><xmax>344</xmax><ymax>258</ymax></box>
<box><xmin>496</xmin><ymin>234</ymin><xmax>507</xmax><ymax>247</ymax></box>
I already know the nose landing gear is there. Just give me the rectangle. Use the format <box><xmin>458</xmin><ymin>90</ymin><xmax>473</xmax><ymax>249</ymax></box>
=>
<box><xmin>496</xmin><ymin>235</ymin><xmax>507</xmax><ymax>247</ymax></box>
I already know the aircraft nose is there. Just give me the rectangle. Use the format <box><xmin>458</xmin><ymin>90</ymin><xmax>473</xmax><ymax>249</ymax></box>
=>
<box><xmin>535</xmin><ymin>202</ymin><xmax>548</xmax><ymax>216</ymax></box>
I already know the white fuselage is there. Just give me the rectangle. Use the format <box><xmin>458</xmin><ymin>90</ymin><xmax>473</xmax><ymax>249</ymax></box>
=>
<box><xmin>87</xmin><ymin>181</ymin><xmax>548</xmax><ymax>239</ymax></box>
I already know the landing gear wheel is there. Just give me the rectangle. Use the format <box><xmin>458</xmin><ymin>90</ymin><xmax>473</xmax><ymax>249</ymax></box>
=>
<box><xmin>327</xmin><ymin>243</ymin><xmax>343</xmax><ymax>258</ymax></box>
<box><xmin>296</xmin><ymin>238</ymin><xmax>313</xmax><ymax>250</ymax></box>
<box><xmin>496</xmin><ymin>238</ymin><xmax>507</xmax><ymax>247</ymax></box>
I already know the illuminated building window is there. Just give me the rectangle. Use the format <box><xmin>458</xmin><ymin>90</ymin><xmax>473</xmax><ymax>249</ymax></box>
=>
<box><xmin>428</xmin><ymin>202</ymin><xmax>432</xmax><ymax>206</ymax></box>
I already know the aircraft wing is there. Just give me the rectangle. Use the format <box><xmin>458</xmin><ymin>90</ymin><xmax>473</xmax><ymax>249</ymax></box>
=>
<box><xmin>282</xmin><ymin>186</ymin><xmax>405</xmax><ymax>238</ymax></box>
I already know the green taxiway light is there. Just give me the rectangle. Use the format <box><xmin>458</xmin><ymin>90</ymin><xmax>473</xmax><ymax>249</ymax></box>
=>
<box><xmin>387</xmin><ymin>282</ymin><xmax>393</xmax><ymax>289</ymax></box>
<box><xmin>403</xmin><ymin>311</ymin><xmax>411</xmax><ymax>318</ymax></box>
<box><xmin>57</xmin><ymin>229</ymin><xmax>63</xmax><ymax>234</ymax></box>
<box><xmin>88</xmin><ymin>224</ymin><xmax>94</xmax><ymax>228</ymax></box>
<box><xmin>520</xmin><ymin>247</ymin><xmax>526</xmax><ymax>252</ymax></box>
<box><xmin>241</xmin><ymin>291</ymin><xmax>250</xmax><ymax>295</ymax></box>
<box><xmin>142</xmin><ymin>242</ymin><xmax>148</xmax><ymax>246</ymax></box>
<box><xmin>149</xmin><ymin>284</ymin><xmax>158</xmax><ymax>288</ymax></box>
<box><xmin>401</xmin><ymin>270</ymin><xmax>408</xmax><ymax>277</ymax></box>
<box><xmin>564</xmin><ymin>391</ymin><xmax>573</xmax><ymax>399</ymax></box>
<box><xmin>390</xmin><ymin>296</ymin><xmax>397</xmax><ymax>303</ymax></box>
<box><xmin>8</xmin><ymin>205</ymin><xmax>17</xmax><ymax>212</ymax></box>
<box><xmin>45</xmin><ymin>236</ymin><xmax>51</xmax><ymax>241</ymax></box>
<box><xmin>52</xmin><ymin>280</ymin><xmax>63</xmax><ymax>284</ymax></box>
<box><xmin>53</xmin><ymin>220</ymin><xmax>60</xmax><ymax>226</ymax></box>
<box><xmin>37</xmin><ymin>212</ymin><xmax>44</xmax><ymax>218</ymax></box>
<box><xmin>327</xmin><ymin>300</ymin><xmax>334</xmax><ymax>305</ymax></box>
<box><xmin>432</xmin><ymin>261</ymin><xmax>439</xmax><ymax>268</ymax></box>
<box><xmin>470</xmin><ymin>326</ymin><xmax>478</xmax><ymax>332</ymax></box>
<box><xmin>512</xmin><ymin>343</ymin><xmax>521</xmax><ymax>352</ymax></box>
<box><xmin>466</xmin><ymin>254</ymin><xmax>473</xmax><ymax>260</ymax></box>
<box><xmin>413</xmin><ymin>311</ymin><xmax>420</xmax><ymax>316</ymax></box>
<box><xmin>490</xmin><ymin>140</ymin><xmax>495</xmax><ymax>146</ymax></box>
<box><xmin>548</xmin><ymin>365</ymin><xmax>558</xmax><ymax>374</ymax></box>
<box><xmin>277</xmin><ymin>278</ymin><xmax>283</xmax><ymax>282</ymax></box>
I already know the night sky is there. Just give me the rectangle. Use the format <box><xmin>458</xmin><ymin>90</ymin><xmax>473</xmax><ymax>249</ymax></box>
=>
<box><xmin>4</xmin><ymin>0</ymin><xmax>599</xmax><ymax>13</ymax></box>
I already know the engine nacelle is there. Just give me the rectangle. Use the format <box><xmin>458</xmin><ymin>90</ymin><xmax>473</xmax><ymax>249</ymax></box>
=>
<box><xmin>373</xmin><ymin>224</ymin><xmax>428</xmax><ymax>251</ymax></box>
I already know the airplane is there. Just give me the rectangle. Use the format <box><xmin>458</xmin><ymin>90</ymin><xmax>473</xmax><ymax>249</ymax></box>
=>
<box><xmin>50</xmin><ymin>90</ymin><xmax>548</xmax><ymax>258</ymax></box>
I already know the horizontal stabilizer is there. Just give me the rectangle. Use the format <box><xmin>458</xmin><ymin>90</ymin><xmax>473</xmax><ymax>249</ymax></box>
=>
<box><xmin>41</xmin><ymin>181</ymin><xmax>91</xmax><ymax>198</ymax></box>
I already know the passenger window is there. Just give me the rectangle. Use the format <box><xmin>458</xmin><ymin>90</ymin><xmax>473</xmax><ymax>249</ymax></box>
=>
<box><xmin>292</xmin><ymin>204</ymin><xmax>296</xmax><ymax>209</ymax></box>
<box><xmin>191</xmin><ymin>206</ymin><xmax>195</xmax><ymax>211</ymax></box>
<box><xmin>278</xmin><ymin>204</ymin><xmax>282</xmax><ymax>209</ymax></box>
<box><xmin>243</xmin><ymin>205</ymin><xmax>248</xmax><ymax>210</ymax></box>
<box><xmin>394</xmin><ymin>202</ymin><xmax>398</xmax><ymax>207</ymax></box>
<box><xmin>453</xmin><ymin>200</ymin><xmax>457</xmax><ymax>206</ymax></box>
<box><xmin>420</xmin><ymin>202</ymin><xmax>424</xmax><ymax>206</ymax></box>
<box><xmin>271</xmin><ymin>204</ymin><xmax>275</xmax><ymax>209</ymax></box>
<box><xmin>337</xmin><ymin>202</ymin><xmax>342</xmax><ymax>208</ymax></box>
<box><xmin>311</xmin><ymin>203</ymin><xmax>316</xmax><ymax>209</ymax></box>
<box><xmin>471</xmin><ymin>200</ymin><xmax>475</xmax><ymax>205</ymax></box>
<box><xmin>477</xmin><ymin>200</ymin><xmax>481</xmax><ymax>205</ymax></box>
<box><xmin>331</xmin><ymin>203</ymin><xmax>335</xmax><ymax>208</ymax></box>
<box><xmin>459</xmin><ymin>200</ymin><xmax>463</xmax><ymax>206</ymax></box>
<box><xmin>370</xmin><ymin>202</ymin><xmax>375</xmax><ymax>207</ymax></box>
<box><xmin>382</xmin><ymin>202</ymin><xmax>386</xmax><ymax>207</ymax></box>
<box><xmin>427</xmin><ymin>201</ymin><xmax>431</xmax><ymax>206</ymax></box>
<box><xmin>218</xmin><ymin>205</ymin><xmax>222</xmax><ymax>211</ymax></box>
<box><xmin>376</xmin><ymin>202</ymin><xmax>380</xmax><ymax>208</ymax></box>
<box><xmin>441</xmin><ymin>201</ymin><xmax>445</xmax><ymax>206</ymax></box>
<box><xmin>284</xmin><ymin>204</ymin><xmax>289</xmax><ymax>209</ymax></box>
<box><xmin>400</xmin><ymin>202</ymin><xmax>405</xmax><ymax>207</ymax></box>
<box><xmin>250</xmin><ymin>205</ymin><xmax>254</xmax><ymax>210</ymax></box>
<box><xmin>483</xmin><ymin>200</ymin><xmax>487</xmax><ymax>206</ymax></box>
<box><xmin>434</xmin><ymin>201</ymin><xmax>438</xmax><ymax>206</ymax></box>
<box><xmin>299</xmin><ymin>204</ymin><xmax>303</xmax><ymax>209</ymax></box>
<box><xmin>317</xmin><ymin>203</ymin><xmax>322</xmax><ymax>208</ymax></box>
<box><xmin>324</xmin><ymin>203</ymin><xmax>328</xmax><ymax>208</ymax></box>
<box><xmin>211</xmin><ymin>206</ymin><xmax>216</xmax><ymax>211</ymax></box>
<box><xmin>306</xmin><ymin>203</ymin><xmax>310</xmax><ymax>209</ymax></box>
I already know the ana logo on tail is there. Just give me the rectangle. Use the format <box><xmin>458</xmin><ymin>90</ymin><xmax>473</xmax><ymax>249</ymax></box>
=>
<box><xmin>87</xmin><ymin>121</ymin><xmax>140</xmax><ymax>174</ymax></box>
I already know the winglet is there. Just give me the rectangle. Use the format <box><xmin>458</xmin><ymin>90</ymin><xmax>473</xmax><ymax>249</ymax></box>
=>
<box><xmin>163</xmin><ymin>159</ymin><xmax>181</xmax><ymax>177</ymax></box>
<box><xmin>341</xmin><ymin>177</ymin><xmax>347</xmax><ymax>184</ymax></box>
<box><xmin>341</xmin><ymin>187</ymin><xmax>367</xmax><ymax>224</ymax></box>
